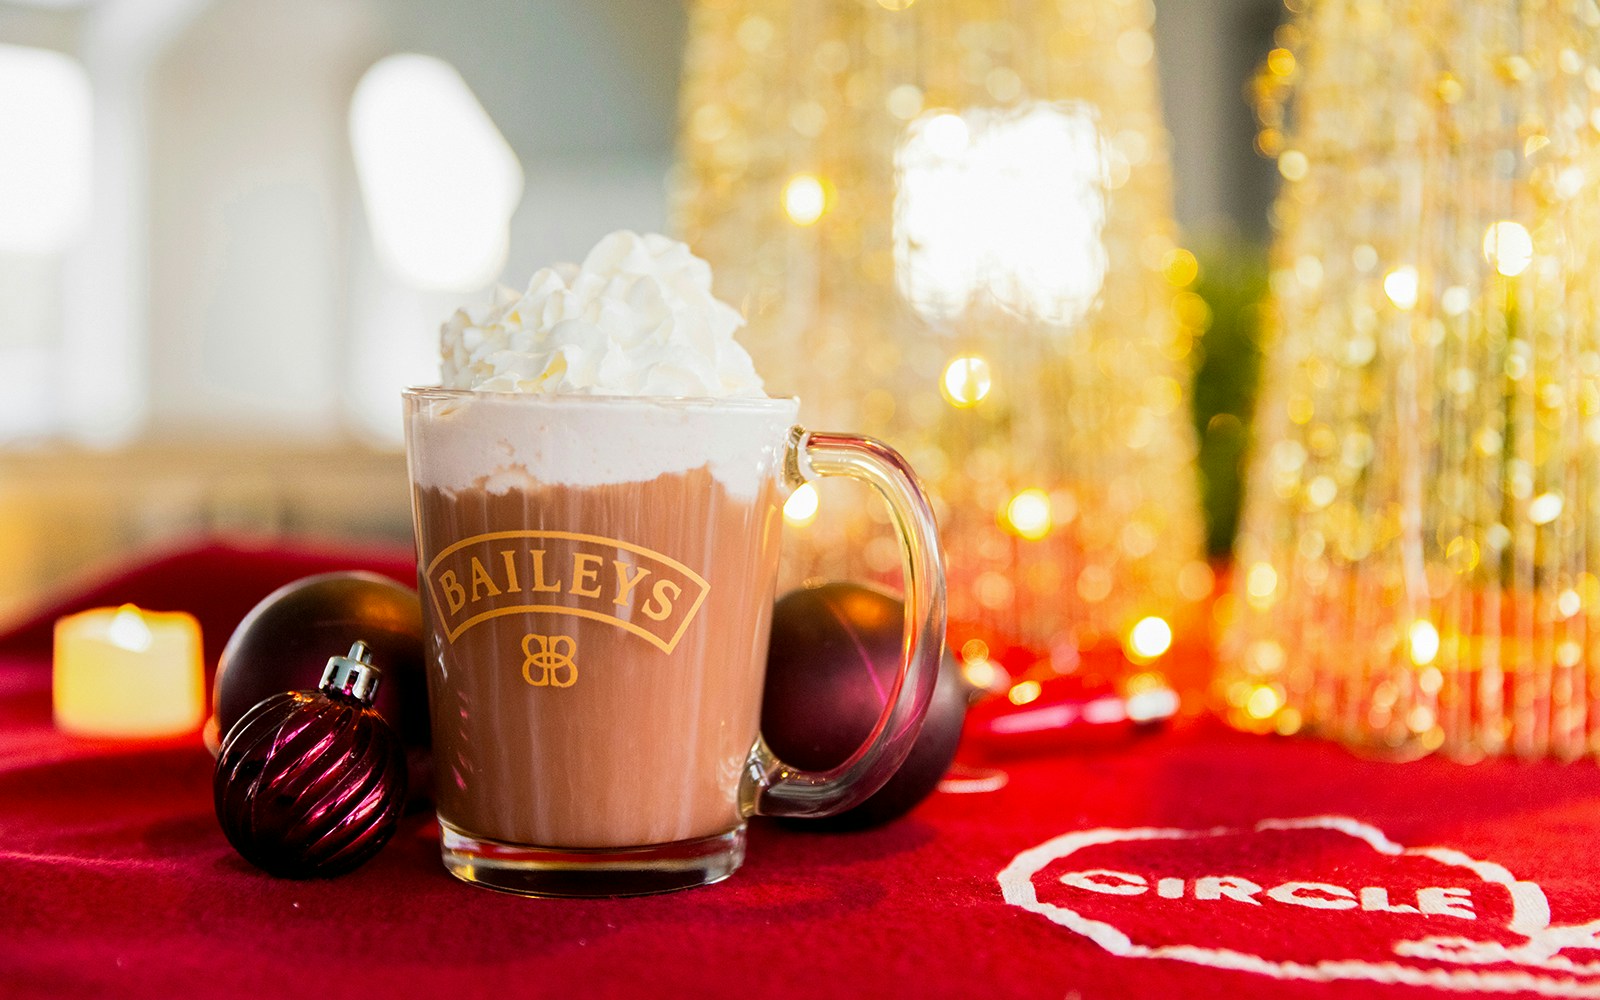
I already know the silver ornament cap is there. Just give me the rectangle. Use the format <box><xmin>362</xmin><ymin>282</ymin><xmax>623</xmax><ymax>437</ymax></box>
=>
<box><xmin>319</xmin><ymin>641</ymin><xmax>382</xmax><ymax>704</ymax></box>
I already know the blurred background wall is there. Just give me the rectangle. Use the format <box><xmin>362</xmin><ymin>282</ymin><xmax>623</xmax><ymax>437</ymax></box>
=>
<box><xmin>0</xmin><ymin>0</ymin><xmax>1281</xmax><ymax>621</ymax></box>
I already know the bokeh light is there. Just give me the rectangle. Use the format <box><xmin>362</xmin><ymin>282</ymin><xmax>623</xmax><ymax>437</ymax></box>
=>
<box><xmin>895</xmin><ymin>103</ymin><xmax>1108</xmax><ymax>326</ymax></box>
<box><xmin>940</xmin><ymin>355</ymin><xmax>993</xmax><ymax>408</ymax></box>
<box><xmin>1002</xmin><ymin>489</ymin><xmax>1053</xmax><ymax>541</ymax></box>
<box><xmin>350</xmin><ymin>54</ymin><xmax>523</xmax><ymax>291</ymax></box>
<box><xmin>1382</xmin><ymin>266</ymin><xmax>1419</xmax><ymax>310</ymax></box>
<box><xmin>1007</xmin><ymin>680</ymin><xmax>1042</xmax><ymax>706</ymax></box>
<box><xmin>782</xmin><ymin>173</ymin><xmax>827</xmax><ymax>226</ymax></box>
<box><xmin>1127</xmin><ymin>616</ymin><xmax>1173</xmax><ymax>659</ymax></box>
<box><xmin>1482</xmin><ymin>220</ymin><xmax>1533</xmax><ymax>277</ymax></box>
<box><xmin>1245</xmin><ymin>685</ymin><xmax>1283</xmax><ymax>720</ymax></box>
<box><xmin>0</xmin><ymin>44</ymin><xmax>92</xmax><ymax>256</ymax></box>
<box><xmin>1408</xmin><ymin>620</ymin><xmax>1440</xmax><ymax>666</ymax></box>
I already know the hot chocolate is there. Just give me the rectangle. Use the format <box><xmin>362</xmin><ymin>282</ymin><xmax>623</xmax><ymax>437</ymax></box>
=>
<box><xmin>405</xmin><ymin>231</ymin><xmax>947</xmax><ymax>896</ymax></box>
<box><xmin>411</xmin><ymin>462</ymin><xmax>783</xmax><ymax>849</ymax></box>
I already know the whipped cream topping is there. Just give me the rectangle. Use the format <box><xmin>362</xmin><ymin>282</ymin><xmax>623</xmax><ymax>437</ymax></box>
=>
<box><xmin>440</xmin><ymin>231</ymin><xmax>765</xmax><ymax>398</ymax></box>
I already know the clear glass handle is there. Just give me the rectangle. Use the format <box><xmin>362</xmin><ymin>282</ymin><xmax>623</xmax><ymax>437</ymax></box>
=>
<box><xmin>744</xmin><ymin>426</ymin><xmax>948</xmax><ymax>819</ymax></box>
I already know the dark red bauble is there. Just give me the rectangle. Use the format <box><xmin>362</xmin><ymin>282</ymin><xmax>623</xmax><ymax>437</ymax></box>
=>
<box><xmin>208</xmin><ymin>572</ymin><xmax>427</xmax><ymax>754</ymax></box>
<box><xmin>215</xmin><ymin>644</ymin><xmax>407</xmax><ymax>878</ymax></box>
<box><xmin>762</xmin><ymin>581</ymin><xmax>968</xmax><ymax>830</ymax></box>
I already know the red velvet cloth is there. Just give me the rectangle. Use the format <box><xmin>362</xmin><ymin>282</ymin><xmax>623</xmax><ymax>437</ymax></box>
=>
<box><xmin>6</xmin><ymin>541</ymin><xmax>1600</xmax><ymax>998</ymax></box>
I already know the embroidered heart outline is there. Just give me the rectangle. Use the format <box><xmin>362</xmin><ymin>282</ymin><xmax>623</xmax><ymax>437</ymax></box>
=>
<box><xmin>999</xmin><ymin>815</ymin><xmax>1600</xmax><ymax>997</ymax></box>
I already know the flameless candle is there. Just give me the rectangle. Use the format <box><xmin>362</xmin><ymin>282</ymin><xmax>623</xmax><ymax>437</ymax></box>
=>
<box><xmin>53</xmin><ymin>604</ymin><xmax>205</xmax><ymax>738</ymax></box>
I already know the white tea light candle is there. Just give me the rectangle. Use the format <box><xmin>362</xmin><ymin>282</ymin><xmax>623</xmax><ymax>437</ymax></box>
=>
<box><xmin>53</xmin><ymin>605</ymin><xmax>204</xmax><ymax>738</ymax></box>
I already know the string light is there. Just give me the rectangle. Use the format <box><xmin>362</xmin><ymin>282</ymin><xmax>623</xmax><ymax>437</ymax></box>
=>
<box><xmin>1245</xmin><ymin>561</ymin><xmax>1278</xmax><ymax>601</ymax></box>
<box><xmin>1245</xmin><ymin>685</ymin><xmax>1283</xmax><ymax>721</ymax></box>
<box><xmin>1528</xmin><ymin>492</ymin><xmax>1563</xmax><ymax>525</ymax></box>
<box><xmin>1127</xmin><ymin>616</ymin><xmax>1173</xmax><ymax>659</ymax></box>
<box><xmin>895</xmin><ymin>103</ymin><xmax>1108</xmax><ymax>325</ymax></box>
<box><xmin>1002</xmin><ymin>489</ymin><xmax>1053</xmax><ymax>541</ymax></box>
<box><xmin>1162</xmin><ymin>248</ymin><xmax>1199</xmax><ymax>288</ymax></box>
<box><xmin>1008</xmin><ymin>680</ymin><xmax>1042</xmax><ymax>706</ymax></box>
<box><xmin>963</xmin><ymin>661</ymin><xmax>998</xmax><ymax>691</ymax></box>
<box><xmin>782</xmin><ymin>173</ymin><xmax>827</xmax><ymax>226</ymax></box>
<box><xmin>1277</xmin><ymin>149</ymin><xmax>1309</xmax><ymax>181</ymax></box>
<box><xmin>940</xmin><ymin>355</ymin><xmax>992</xmax><ymax>408</ymax></box>
<box><xmin>1482</xmin><ymin>220</ymin><xmax>1533</xmax><ymax>277</ymax></box>
<box><xmin>676</xmin><ymin>0</ymin><xmax>1204</xmax><ymax>658</ymax></box>
<box><xmin>1408</xmin><ymin>620</ymin><xmax>1440</xmax><ymax>666</ymax></box>
<box><xmin>1224</xmin><ymin>0</ymin><xmax>1600</xmax><ymax>760</ymax></box>
<box><xmin>1382</xmin><ymin>266</ymin><xmax>1419</xmax><ymax>310</ymax></box>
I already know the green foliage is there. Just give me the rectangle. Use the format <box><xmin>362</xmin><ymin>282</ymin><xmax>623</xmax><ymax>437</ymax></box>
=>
<box><xmin>1187</xmin><ymin>239</ymin><xmax>1269</xmax><ymax>555</ymax></box>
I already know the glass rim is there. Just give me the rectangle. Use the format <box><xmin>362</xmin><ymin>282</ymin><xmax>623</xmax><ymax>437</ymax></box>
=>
<box><xmin>403</xmin><ymin>385</ymin><xmax>798</xmax><ymax>411</ymax></box>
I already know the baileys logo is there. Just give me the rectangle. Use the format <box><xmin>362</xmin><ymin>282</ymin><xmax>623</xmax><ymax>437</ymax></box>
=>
<box><xmin>423</xmin><ymin>530</ymin><xmax>710</xmax><ymax>654</ymax></box>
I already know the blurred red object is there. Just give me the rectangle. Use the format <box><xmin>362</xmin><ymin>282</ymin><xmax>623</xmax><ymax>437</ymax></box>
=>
<box><xmin>952</xmin><ymin>560</ymin><xmax>1226</xmax><ymax>759</ymax></box>
<box><xmin>962</xmin><ymin>668</ymin><xmax>1178</xmax><ymax>759</ymax></box>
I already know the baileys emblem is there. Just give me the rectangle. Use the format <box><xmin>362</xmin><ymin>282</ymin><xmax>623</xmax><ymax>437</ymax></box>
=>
<box><xmin>521</xmin><ymin>634</ymin><xmax>577</xmax><ymax>687</ymax></box>
<box><xmin>424</xmin><ymin>530</ymin><xmax>711</xmax><ymax>654</ymax></box>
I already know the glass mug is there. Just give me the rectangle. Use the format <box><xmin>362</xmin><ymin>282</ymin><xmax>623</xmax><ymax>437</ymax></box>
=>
<box><xmin>403</xmin><ymin>388</ymin><xmax>946</xmax><ymax>896</ymax></box>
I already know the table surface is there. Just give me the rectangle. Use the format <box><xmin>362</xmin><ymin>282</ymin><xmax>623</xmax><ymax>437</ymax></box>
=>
<box><xmin>5</xmin><ymin>542</ymin><xmax>1600</xmax><ymax>1000</ymax></box>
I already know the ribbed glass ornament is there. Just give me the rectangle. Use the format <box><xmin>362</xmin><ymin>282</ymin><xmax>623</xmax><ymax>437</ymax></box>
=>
<box><xmin>214</xmin><ymin>649</ymin><xmax>406</xmax><ymax>877</ymax></box>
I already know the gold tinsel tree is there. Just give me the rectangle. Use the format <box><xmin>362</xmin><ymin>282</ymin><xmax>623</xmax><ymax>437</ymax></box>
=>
<box><xmin>674</xmin><ymin>0</ymin><xmax>1208</xmax><ymax>682</ymax></box>
<box><xmin>1222</xmin><ymin>0</ymin><xmax>1600</xmax><ymax>759</ymax></box>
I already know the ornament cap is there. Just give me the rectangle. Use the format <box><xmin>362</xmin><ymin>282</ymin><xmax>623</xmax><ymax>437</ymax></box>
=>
<box><xmin>319</xmin><ymin>641</ymin><xmax>382</xmax><ymax>704</ymax></box>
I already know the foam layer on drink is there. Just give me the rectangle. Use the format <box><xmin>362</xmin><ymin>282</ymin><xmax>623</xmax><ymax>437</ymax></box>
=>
<box><xmin>407</xmin><ymin>394</ymin><xmax>796</xmax><ymax>500</ymax></box>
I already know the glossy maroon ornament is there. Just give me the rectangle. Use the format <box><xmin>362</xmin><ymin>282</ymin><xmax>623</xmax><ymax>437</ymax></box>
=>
<box><xmin>762</xmin><ymin>581</ymin><xmax>968</xmax><ymax>830</ymax></box>
<box><xmin>208</xmin><ymin>572</ymin><xmax>427</xmax><ymax>754</ymax></box>
<box><xmin>214</xmin><ymin>641</ymin><xmax>407</xmax><ymax>878</ymax></box>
